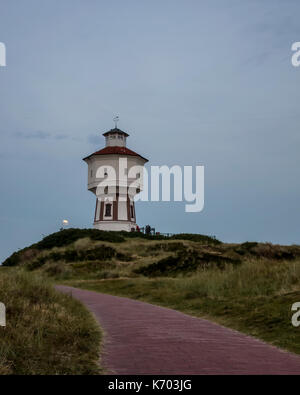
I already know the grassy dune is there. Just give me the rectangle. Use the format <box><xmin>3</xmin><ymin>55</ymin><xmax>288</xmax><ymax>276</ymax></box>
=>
<box><xmin>0</xmin><ymin>269</ymin><xmax>102</xmax><ymax>375</ymax></box>
<box><xmin>3</xmin><ymin>228</ymin><xmax>300</xmax><ymax>356</ymax></box>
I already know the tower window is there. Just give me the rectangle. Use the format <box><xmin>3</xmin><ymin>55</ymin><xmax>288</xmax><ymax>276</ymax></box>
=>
<box><xmin>130</xmin><ymin>205</ymin><xmax>134</xmax><ymax>219</ymax></box>
<box><xmin>104</xmin><ymin>186</ymin><xmax>108</xmax><ymax>194</ymax></box>
<box><xmin>105</xmin><ymin>204</ymin><xmax>112</xmax><ymax>217</ymax></box>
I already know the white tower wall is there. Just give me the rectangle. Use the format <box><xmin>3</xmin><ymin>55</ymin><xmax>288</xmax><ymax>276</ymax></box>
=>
<box><xmin>83</xmin><ymin>128</ymin><xmax>148</xmax><ymax>232</ymax></box>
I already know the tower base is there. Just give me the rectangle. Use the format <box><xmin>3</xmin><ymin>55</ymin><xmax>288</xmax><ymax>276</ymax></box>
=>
<box><xmin>93</xmin><ymin>221</ymin><xmax>137</xmax><ymax>232</ymax></box>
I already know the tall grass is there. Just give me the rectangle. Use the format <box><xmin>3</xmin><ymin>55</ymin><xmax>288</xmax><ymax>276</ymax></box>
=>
<box><xmin>176</xmin><ymin>259</ymin><xmax>300</xmax><ymax>298</ymax></box>
<box><xmin>0</xmin><ymin>269</ymin><xmax>102</xmax><ymax>375</ymax></box>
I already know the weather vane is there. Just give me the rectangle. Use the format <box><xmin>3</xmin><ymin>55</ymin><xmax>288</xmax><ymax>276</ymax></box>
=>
<box><xmin>113</xmin><ymin>116</ymin><xmax>119</xmax><ymax>128</ymax></box>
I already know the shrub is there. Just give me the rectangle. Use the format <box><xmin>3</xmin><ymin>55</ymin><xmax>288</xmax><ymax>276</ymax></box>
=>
<box><xmin>170</xmin><ymin>233</ymin><xmax>221</xmax><ymax>244</ymax></box>
<box><xmin>135</xmin><ymin>249</ymin><xmax>240</xmax><ymax>277</ymax></box>
<box><xmin>234</xmin><ymin>242</ymin><xmax>300</xmax><ymax>260</ymax></box>
<box><xmin>2</xmin><ymin>251</ymin><xmax>21</xmax><ymax>267</ymax></box>
<box><xmin>145</xmin><ymin>242</ymin><xmax>186</xmax><ymax>253</ymax></box>
<box><xmin>35</xmin><ymin>228</ymin><xmax>125</xmax><ymax>250</ymax></box>
<box><xmin>2</xmin><ymin>229</ymin><xmax>126</xmax><ymax>267</ymax></box>
<box><xmin>119</xmin><ymin>231</ymin><xmax>168</xmax><ymax>240</ymax></box>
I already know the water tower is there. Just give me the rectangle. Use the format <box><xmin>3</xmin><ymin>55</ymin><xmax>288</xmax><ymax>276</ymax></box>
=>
<box><xmin>83</xmin><ymin>121</ymin><xmax>148</xmax><ymax>231</ymax></box>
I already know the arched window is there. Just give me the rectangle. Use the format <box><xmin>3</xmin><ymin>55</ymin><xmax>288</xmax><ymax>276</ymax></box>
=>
<box><xmin>104</xmin><ymin>186</ymin><xmax>108</xmax><ymax>194</ymax></box>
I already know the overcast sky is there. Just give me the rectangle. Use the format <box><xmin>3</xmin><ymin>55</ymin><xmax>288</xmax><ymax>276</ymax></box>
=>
<box><xmin>0</xmin><ymin>0</ymin><xmax>300</xmax><ymax>262</ymax></box>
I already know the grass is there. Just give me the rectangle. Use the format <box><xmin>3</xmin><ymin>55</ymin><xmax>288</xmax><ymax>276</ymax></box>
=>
<box><xmin>0</xmin><ymin>268</ymin><xmax>102</xmax><ymax>375</ymax></box>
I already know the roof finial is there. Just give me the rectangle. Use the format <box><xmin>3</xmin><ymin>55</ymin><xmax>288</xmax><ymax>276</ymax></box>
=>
<box><xmin>113</xmin><ymin>116</ymin><xmax>119</xmax><ymax>129</ymax></box>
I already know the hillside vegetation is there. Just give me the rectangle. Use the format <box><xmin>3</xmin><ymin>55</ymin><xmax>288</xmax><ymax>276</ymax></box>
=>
<box><xmin>0</xmin><ymin>269</ymin><xmax>102</xmax><ymax>375</ymax></box>
<box><xmin>3</xmin><ymin>228</ymin><xmax>300</xmax><ymax>354</ymax></box>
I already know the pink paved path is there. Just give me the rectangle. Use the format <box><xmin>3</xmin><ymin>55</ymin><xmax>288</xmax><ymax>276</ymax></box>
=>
<box><xmin>57</xmin><ymin>285</ymin><xmax>300</xmax><ymax>375</ymax></box>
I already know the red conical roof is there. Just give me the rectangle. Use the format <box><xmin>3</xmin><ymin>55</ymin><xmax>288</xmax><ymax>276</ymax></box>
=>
<box><xmin>83</xmin><ymin>146</ymin><xmax>148</xmax><ymax>162</ymax></box>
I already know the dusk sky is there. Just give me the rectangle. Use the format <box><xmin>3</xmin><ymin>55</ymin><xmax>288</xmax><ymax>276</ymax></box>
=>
<box><xmin>1</xmin><ymin>0</ymin><xmax>300</xmax><ymax>262</ymax></box>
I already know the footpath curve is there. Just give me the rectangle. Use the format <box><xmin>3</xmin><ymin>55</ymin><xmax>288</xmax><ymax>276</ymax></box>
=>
<box><xmin>56</xmin><ymin>285</ymin><xmax>300</xmax><ymax>375</ymax></box>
